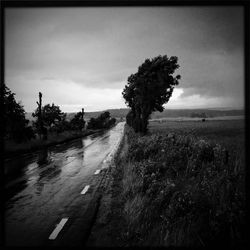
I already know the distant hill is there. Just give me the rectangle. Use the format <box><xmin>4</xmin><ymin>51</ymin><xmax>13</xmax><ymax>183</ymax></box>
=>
<box><xmin>25</xmin><ymin>108</ymin><xmax>244</xmax><ymax>122</ymax></box>
<box><xmin>80</xmin><ymin>108</ymin><xmax>244</xmax><ymax>120</ymax></box>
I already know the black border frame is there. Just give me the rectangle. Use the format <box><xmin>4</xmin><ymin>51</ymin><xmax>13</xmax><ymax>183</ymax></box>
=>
<box><xmin>1</xmin><ymin>0</ymin><xmax>249</xmax><ymax>248</ymax></box>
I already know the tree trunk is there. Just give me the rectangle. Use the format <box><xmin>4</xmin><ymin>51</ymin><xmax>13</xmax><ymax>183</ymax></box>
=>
<box><xmin>140</xmin><ymin>104</ymin><xmax>150</xmax><ymax>134</ymax></box>
<box><xmin>37</xmin><ymin>92</ymin><xmax>47</xmax><ymax>141</ymax></box>
<box><xmin>141</xmin><ymin>111</ymin><xmax>149</xmax><ymax>135</ymax></box>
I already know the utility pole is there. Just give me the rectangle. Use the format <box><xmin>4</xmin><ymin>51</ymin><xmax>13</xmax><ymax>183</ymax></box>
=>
<box><xmin>36</xmin><ymin>92</ymin><xmax>47</xmax><ymax>140</ymax></box>
<box><xmin>82</xmin><ymin>108</ymin><xmax>85</xmax><ymax>130</ymax></box>
<box><xmin>36</xmin><ymin>92</ymin><xmax>43</xmax><ymax>140</ymax></box>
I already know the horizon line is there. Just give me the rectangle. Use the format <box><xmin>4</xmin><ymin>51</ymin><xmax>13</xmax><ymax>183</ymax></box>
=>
<box><xmin>25</xmin><ymin>106</ymin><xmax>244</xmax><ymax>114</ymax></box>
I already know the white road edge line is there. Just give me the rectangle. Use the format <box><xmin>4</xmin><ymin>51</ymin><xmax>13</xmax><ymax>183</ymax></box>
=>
<box><xmin>94</xmin><ymin>169</ymin><xmax>101</xmax><ymax>175</ymax></box>
<box><xmin>49</xmin><ymin>218</ymin><xmax>69</xmax><ymax>240</ymax></box>
<box><xmin>81</xmin><ymin>185</ymin><xmax>90</xmax><ymax>194</ymax></box>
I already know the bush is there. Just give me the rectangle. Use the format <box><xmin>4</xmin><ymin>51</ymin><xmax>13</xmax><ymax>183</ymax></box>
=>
<box><xmin>87</xmin><ymin>111</ymin><xmax>116</xmax><ymax>129</ymax></box>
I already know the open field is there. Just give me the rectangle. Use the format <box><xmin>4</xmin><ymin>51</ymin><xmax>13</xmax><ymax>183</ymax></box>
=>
<box><xmin>150</xmin><ymin>115</ymin><xmax>244</xmax><ymax>121</ymax></box>
<box><xmin>148</xmin><ymin>119</ymin><xmax>245</xmax><ymax>155</ymax></box>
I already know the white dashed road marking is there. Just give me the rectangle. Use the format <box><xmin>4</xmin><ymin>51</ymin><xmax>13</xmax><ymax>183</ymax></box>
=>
<box><xmin>49</xmin><ymin>218</ymin><xmax>69</xmax><ymax>240</ymax></box>
<box><xmin>81</xmin><ymin>185</ymin><xmax>90</xmax><ymax>194</ymax></box>
<box><xmin>94</xmin><ymin>169</ymin><xmax>100</xmax><ymax>175</ymax></box>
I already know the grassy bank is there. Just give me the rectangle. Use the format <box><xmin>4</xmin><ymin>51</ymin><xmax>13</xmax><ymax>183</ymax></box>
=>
<box><xmin>112</xmin><ymin>121</ymin><xmax>245</xmax><ymax>247</ymax></box>
<box><xmin>4</xmin><ymin>129</ymin><xmax>97</xmax><ymax>159</ymax></box>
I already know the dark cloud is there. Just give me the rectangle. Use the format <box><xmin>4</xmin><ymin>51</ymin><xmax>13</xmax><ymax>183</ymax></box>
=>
<box><xmin>5</xmin><ymin>7</ymin><xmax>244</xmax><ymax>112</ymax></box>
<box><xmin>175</xmin><ymin>7</ymin><xmax>243</xmax><ymax>53</ymax></box>
<box><xmin>178</xmin><ymin>47</ymin><xmax>243</xmax><ymax>100</ymax></box>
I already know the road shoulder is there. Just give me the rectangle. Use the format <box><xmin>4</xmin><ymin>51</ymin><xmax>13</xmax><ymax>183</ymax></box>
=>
<box><xmin>86</xmin><ymin>132</ymin><xmax>129</xmax><ymax>247</ymax></box>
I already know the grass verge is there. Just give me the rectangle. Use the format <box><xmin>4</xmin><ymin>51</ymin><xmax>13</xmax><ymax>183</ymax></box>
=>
<box><xmin>86</xmin><ymin>127</ymin><xmax>128</xmax><ymax>247</ymax></box>
<box><xmin>117</xmin><ymin>124</ymin><xmax>246</xmax><ymax>247</ymax></box>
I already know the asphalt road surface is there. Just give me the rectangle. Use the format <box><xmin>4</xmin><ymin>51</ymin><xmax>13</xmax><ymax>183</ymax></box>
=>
<box><xmin>4</xmin><ymin>122</ymin><xmax>125</xmax><ymax>246</ymax></box>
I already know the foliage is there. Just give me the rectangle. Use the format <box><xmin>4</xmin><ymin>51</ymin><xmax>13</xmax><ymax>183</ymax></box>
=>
<box><xmin>121</xmin><ymin>126</ymin><xmax>245</xmax><ymax>247</ymax></box>
<box><xmin>53</xmin><ymin>119</ymin><xmax>72</xmax><ymax>133</ymax></box>
<box><xmin>87</xmin><ymin>111</ymin><xmax>116</xmax><ymax>129</ymax></box>
<box><xmin>2</xmin><ymin>84</ymin><xmax>35</xmax><ymax>142</ymax></box>
<box><xmin>32</xmin><ymin>103</ymin><xmax>66</xmax><ymax>132</ymax></box>
<box><xmin>122</xmin><ymin>55</ymin><xmax>181</xmax><ymax>134</ymax></box>
<box><xmin>70</xmin><ymin>111</ymin><xmax>86</xmax><ymax>131</ymax></box>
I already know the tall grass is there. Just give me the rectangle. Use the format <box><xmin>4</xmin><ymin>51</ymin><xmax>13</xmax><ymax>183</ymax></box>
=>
<box><xmin>121</xmin><ymin>125</ymin><xmax>245</xmax><ymax>247</ymax></box>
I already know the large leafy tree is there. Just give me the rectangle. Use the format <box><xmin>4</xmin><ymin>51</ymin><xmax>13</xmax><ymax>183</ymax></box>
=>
<box><xmin>32</xmin><ymin>103</ymin><xmax>66</xmax><ymax>131</ymax></box>
<box><xmin>122</xmin><ymin>55</ymin><xmax>181</xmax><ymax>134</ymax></box>
<box><xmin>2</xmin><ymin>84</ymin><xmax>34</xmax><ymax>142</ymax></box>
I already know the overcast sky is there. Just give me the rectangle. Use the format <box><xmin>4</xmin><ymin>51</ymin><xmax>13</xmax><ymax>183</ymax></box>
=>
<box><xmin>5</xmin><ymin>7</ymin><xmax>244</xmax><ymax>112</ymax></box>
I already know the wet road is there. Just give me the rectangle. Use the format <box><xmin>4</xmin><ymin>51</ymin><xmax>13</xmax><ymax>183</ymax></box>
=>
<box><xmin>4</xmin><ymin>122</ymin><xmax>125</xmax><ymax>246</ymax></box>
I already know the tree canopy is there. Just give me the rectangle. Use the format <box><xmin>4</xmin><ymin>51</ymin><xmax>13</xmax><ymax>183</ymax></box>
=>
<box><xmin>70</xmin><ymin>110</ymin><xmax>85</xmax><ymax>131</ymax></box>
<box><xmin>87</xmin><ymin>111</ymin><xmax>116</xmax><ymax>130</ymax></box>
<box><xmin>122</xmin><ymin>55</ymin><xmax>181</xmax><ymax>134</ymax></box>
<box><xmin>3</xmin><ymin>84</ymin><xmax>34</xmax><ymax>142</ymax></box>
<box><xmin>32</xmin><ymin>103</ymin><xmax>66</xmax><ymax>130</ymax></box>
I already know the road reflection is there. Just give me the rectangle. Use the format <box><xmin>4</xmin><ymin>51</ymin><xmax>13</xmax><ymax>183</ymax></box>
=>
<box><xmin>4</xmin><ymin>123</ymin><xmax>125</xmax><ymax>246</ymax></box>
<box><xmin>37</xmin><ymin>148</ymin><xmax>50</xmax><ymax>166</ymax></box>
<box><xmin>5</xmin><ymin>129</ymin><xmax>108</xmax><ymax>203</ymax></box>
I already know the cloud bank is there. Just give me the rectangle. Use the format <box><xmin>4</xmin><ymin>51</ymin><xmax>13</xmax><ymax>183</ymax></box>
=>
<box><xmin>5</xmin><ymin>7</ymin><xmax>244</xmax><ymax>112</ymax></box>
